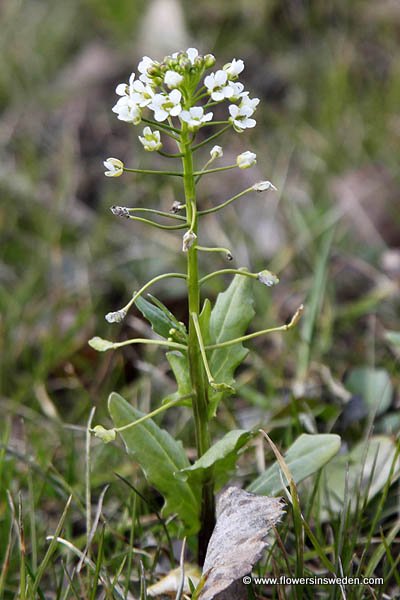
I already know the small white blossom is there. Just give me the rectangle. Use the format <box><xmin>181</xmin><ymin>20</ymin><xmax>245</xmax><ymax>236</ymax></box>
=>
<box><xmin>138</xmin><ymin>55</ymin><xmax>156</xmax><ymax>84</ymax></box>
<box><xmin>115</xmin><ymin>72</ymin><xmax>136</xmax><ymax>96</ymax></box>
<box><xmin>252</xmin><ymin>181</ymin><xmax>277</xmax><ymax>192</ymax></box>
<box><xmin>227</xmin><ymin>81</ymin><xmax>244</xmax><ymax>100</ymax></box>
<box><xmin>229</xmin><ymin>104</ymin><xmax>256</xmax><ymax>132</ymax></box>
<box><xmin>257</xmin><ymin>270</ymin><xmax>279</xmax><ymax>287</ymax></box>
<box><xmin>239</xmin><ymin>92</ymin><xmax>260</xmax><ymax>112</ymax></box>
<box><xmin>186</xmin><ymin>47</ymin><xmax>199</xmax><ymax>64</ymax></box>
<box><xmin>180</xmin><ymin>106</ymin><xmax>213</xmax><ymax>130</ymax></box>
<box><xmin>112</xmin><ymin>96</ymin><xmax>142</xmax><ymax>124</ymax></box>
<box><xmin>236</xmin><ymin>151</ymin><xmax>257</xmax><ymax>169</ymax></box>
<box><xmin>210</xmin><ymin>145</ymin><xmax>223</xmax><ymax>159</ymax></box>
<box><xmin>164</xmin><ymin>70</ymin><xmax>184</xmax><ymax>88</ymax></box>
<box><xmin>149</xmin><ymin>90</ymin><xmax>182</xmax><ymax>122</ymax></box>
<box><xmin>138</xmin><ymin>126</ymin><xmax>162</xmax><ymax>152</ymax></box>
<box><xmin>105</xmin><ymin>309</ymin><xmax>127</xmax><ymax>323</ymax></box>
<box><xmin>182</xmin><ymin>230</ymin><xmax>197</xmax><ymax>252</ymax></box>
<box><xmin>103</xmin><ymin>158</ymin><xmax>124</xmax><ymax>177</ymax></box>
<box><xmin>130</xmin><ymin>80</ymin><xmax>155</xmax><ymax>107</ymax></box>
<box><xmin>204</xmin><ymin>70</ymin><xmax>234</xmax><ymax>101</ymax></box>
<box><xmin>223</xmin><ymin>58</ymin><xmax>245</xmax><ymax>78</ymax></box>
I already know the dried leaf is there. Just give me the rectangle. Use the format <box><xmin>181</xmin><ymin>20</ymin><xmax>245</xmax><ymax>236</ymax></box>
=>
<box><xmin>199</xmin><ymin>487</ymin><xmax>284</xmax><ymax>600</ymax></box>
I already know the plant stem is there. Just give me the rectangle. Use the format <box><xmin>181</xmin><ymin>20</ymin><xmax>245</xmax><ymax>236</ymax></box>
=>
<box><xmin>180</xmin><ymin>125</ymin><xmax>215</xmax><ymax>565</ymax></box>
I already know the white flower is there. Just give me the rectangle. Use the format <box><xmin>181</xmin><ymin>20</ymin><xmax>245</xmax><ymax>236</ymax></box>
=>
<box><xmin>228</xmin><ymin>103</ymin><xmax>257</xmax><ymax>132</ymax></box>
<box><xmin>257</xmin><ymin>270</ymin><xmax>279</xmax><ymax>287</ymax></box>
<box><xmin>104</xmin><ymin>158</ymin><xmax>124</xmax><ymax>177</ymax></box>
<box><xmin>138</xmin><ymin>126</ymin><xmax>162</xmax><ymax>151</ymax></box>
<box><xmin>236</xmin><ymin>151</ymin><xmax>257</xmax><ymax>169</ymax></box>
<box><xmin>223</xmin><ymin>58</ymin><xmax>245</xmax><ymax>78</ymax></box>
<box><xmin>204</xmin><ymin>70</ymin><xmax>234</xmax><ymax>101</ymax></box>
<box><xmin>164</xmin><ymin>70</ymin><xmax>184</xmax><ymax>88</ymax></box>
<box><xmin>112</xmin><ymin>96</ymin><xmax>142</xmax><ymax>124</ymax></box>
<box><xmin>149</xmin><ymin>90</ymin><xmax>182</xmax><ymax>122</ymax></box>
<box><xmin>239</xmin><ymin>92</ymin><xmax>260</xmax><ymax>112</ymax></box>
<box><xmin>186</xmin><ymin>47</ymin><xmax>199</xmax><ymax>64</ymax></box>
<box><xmin>210</xmin><ymin>145</ymin><xmax>223</xmax><ymax>159</ymax></box>
<box><xmin>252</xmin><ymin>181</ymin><xmax>277</xmax><ymax>192</ymax></box>
<box><xmin>182</xmin><ymin>230</ymin><xmax>197</xmax><ymax>252</ymax></box>
<box><xmin>115</xmin><ymin>72</ymin><xmax>136</xmax><ymax>96</ymax></box>
<box><xmin>227</xmin><ymin>81</ymin><xmax>244</xmax><ymax>100</ymax></box>
<box><xmin>138</xmin><ymin>55</ymin><xmax>156</xmax><ymax>84</ymax></box>
<box><xmin>180</xmin><ymin>106</ymin><xmax>213</xmax><ymax>130</ymax></box>
<box><xmin>130</xmin><ymin>80</ymin><xmax>154</xmax><ymax>107</ymax></box>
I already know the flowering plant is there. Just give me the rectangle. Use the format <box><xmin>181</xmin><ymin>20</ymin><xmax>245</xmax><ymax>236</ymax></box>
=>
<box><xmin>90</xmin><ymin>47</ymin><xmax>303</xmax><ymax>563</ymax></box>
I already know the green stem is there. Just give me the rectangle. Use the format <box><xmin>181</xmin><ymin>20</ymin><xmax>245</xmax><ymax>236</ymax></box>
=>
<box><xmin>123</xmin><ymin>167</ymin><xmax>183</xmax><ymax>177</ymax></box>
<box><xmin>193</xmin><ymin>165</ymin><xmax>236</xmax><ymax>177</ymax></box>
<box><xmin>205</xmin><ymin>305</ymin><xmax>304</xmax><ymax>350</ymax></box>
<box><xmin>122</xmin><ymin>273</ymin><xmax>187</xmax><ymax>314</ymax></box>
<box><xmin>192</xmin><ymin>125</ymin><xmax>230</xmax><ymax>152</ymax></box>
<box><xmin>114</xmin><ymin>395</ymin><xmax>193</xmax><ymax>433</ymax></box>
<box><xmin>127</xmin><ymin>215</ymin><xmax>187</xmax><ymax>230</ymax></box>
<box><xmin>128</xmin><ymin>208</ymin><xmax>186</xmax><ymax>221</ymax></box>
<box><xmin>199</xmin><ymin>268</ymin><xmax>256</xmax><ymax>286</ymax></box>
<box><xmin>180</xmin><ymin>125</ymin><xmax>215</xmax><ymax>565</ymax></box>
<box><xmin>111</xmin><ymin>338</ymin><xmax>187</xmax><ymax>351</ymax></box>
<box><xmin>198</xmin><ymin>186</ymin><xmax>253</xmax><ymax>216</ymax></box>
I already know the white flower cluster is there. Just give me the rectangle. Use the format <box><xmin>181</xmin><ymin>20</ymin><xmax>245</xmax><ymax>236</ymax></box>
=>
<box><xmin>111</xmin><ymin>48</ymin><xmax>259</xmax><ymax>138</ymax></box>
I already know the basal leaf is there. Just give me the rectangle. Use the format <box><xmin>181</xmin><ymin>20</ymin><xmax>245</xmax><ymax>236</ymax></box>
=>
<box><xmin>247</xmin><ymin>433</ymin><xmax>341</xmax><ymax>495</ymax></box>
<box><xmin>319</xmin><ymin>435</ymin><xmax>400</xmax><ymax>520</ymax></box>
<box><xmin>108</xmin><ymin>392</ymin><xmax>200</xmax><ymax>533</ymax></box>
<box><xmin>178</xmin><ymin>429</ymin><xmax>254</xmax><ymax>490</ymax></box>
<box><xmin>207</xmin><ymin>273</ymin><xmax>255</xmax><ymax>416</ymax></box>
<box><xmin>345</xmin><ymin>367</ymin><xmax>393</xmax><ymax>416</ymax></box>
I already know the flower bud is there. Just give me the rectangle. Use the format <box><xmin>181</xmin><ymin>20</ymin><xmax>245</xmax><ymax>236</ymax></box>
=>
<box><xmin>252</xmin><ymin>181</ymin><xmax>277</xmax><ymax>192</ymax></box>
<box><xmin>204</xmin><ymin>54</ymin><xmax>216</xmax><ymax>68</ymax></box>
<box><xmin>210</xmin><ymin>145</ymin><xmax>223</xmax><ymax>159</ymax></box>
<box><xmin>138</xmin><ymin>126</ymin><xmax>162</xmax><ymax>152</ymax></box>
<box><xmin>236</xmin><ymin>151</ymin><xmax>257</xmax><ymax>169</ymax></box>
<box><xmin>103</xmin><ymin>157</ymin><xmax>124</xmax><ymax>177</ymax></box>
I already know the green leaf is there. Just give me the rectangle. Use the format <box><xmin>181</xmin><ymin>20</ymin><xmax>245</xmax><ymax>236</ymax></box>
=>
<box><xmin>247</xmin><ymin>433</ymin><xmax>341</xmax><ymax>495</ymax></box>
<box><xmin>199</xmin><ymin>298</ymin><xmax>212</xmax><ymax>346</ymax></box>
<box><xmin>108</xmin><ymin>392</ymin><xmax>200</xmax><ymax>533</ymax></box>
<box><xmin>166</xmin><ymin>350</ymin><xmax>192</xmax><ymax>402</ymax></box>
<box><xmin>319</xmin><ymin>435</ymin><xmax>400</xmax><ymax>520</ymax></box>
<box><xmin>178</xmin><ymin>429</ymin><xmax>254</xmax><ymax>490</ymax></box>
<box><xmin>208</xmin><ymin>273</ymin><xmax>255</xmax><ymax>416</ymax></box>
<box><xmin>135</xmin><ymin>295</ymin><xmax>186</xmax><ymax>341</ymax></box>
<box><xmin>345</xmin><ymin>367</ymin><xmax>393</xmax><ymax>416</ymax></box>
<box><xmin>88</xmin><ymin>336</ymin><xmax>115</xmax><ymax>352</ymax></box>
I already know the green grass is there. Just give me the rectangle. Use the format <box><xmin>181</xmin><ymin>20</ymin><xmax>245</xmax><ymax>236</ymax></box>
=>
<box><xmin>1</xmin><ymin>0</ymin><xmax>399</xmax><ymax>597</ymax></box>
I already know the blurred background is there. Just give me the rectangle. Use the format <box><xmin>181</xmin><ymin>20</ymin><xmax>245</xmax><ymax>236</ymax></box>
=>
<box><xmin>0</xmin><ymin>0</ymin><xmax>399</xmax><ymax>584</ymax></box>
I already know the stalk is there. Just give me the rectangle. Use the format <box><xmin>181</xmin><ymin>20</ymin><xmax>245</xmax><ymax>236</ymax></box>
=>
<box><xmin>180</xmin><ymin>125</ymin><xmax>215</xmax><ymax>564</ymax></box>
